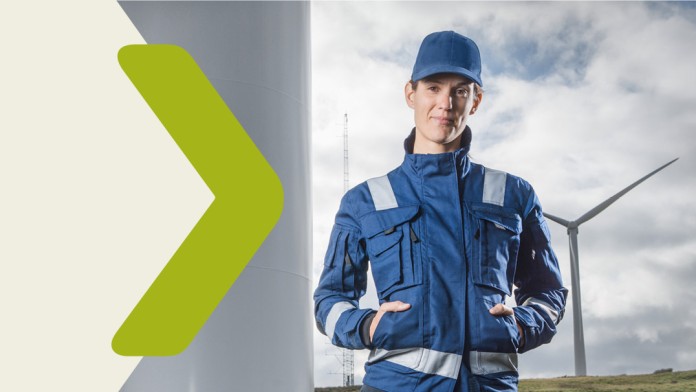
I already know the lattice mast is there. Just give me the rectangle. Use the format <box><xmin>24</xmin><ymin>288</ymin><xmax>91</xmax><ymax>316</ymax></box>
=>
<box><xmin>343</xmin><ymin>113</ymin><xmax>350</xmax><ymax>193</ymax></box>
<box><xmin>341</xmin><ymin>112</ymin><xmax>355</xmax><ymax>386</ymax></box>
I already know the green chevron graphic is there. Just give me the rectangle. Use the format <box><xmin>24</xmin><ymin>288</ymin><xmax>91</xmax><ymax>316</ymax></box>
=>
<box><xmin>112</xmin><ymin>44</ymin><xmax>283</xmax><ymax>356</ymax></box>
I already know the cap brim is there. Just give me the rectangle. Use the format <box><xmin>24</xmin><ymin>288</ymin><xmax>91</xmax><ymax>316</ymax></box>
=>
<box><xmin>411</xmin><ymin>65</ymin><xmax>482</xmax><ymax>87</ymax></box>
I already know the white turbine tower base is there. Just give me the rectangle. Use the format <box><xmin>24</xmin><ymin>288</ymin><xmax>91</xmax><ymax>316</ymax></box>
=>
<box><xmin>544</xmin><ymin>158</ymin><xmax>678</xmax><ymax>377</ymax></box>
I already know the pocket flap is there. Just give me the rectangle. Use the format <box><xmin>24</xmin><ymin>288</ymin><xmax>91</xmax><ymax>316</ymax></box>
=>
<box><xmin>471</xmin><ymin>203</ymin><xmax>522</xmax><ymax>234</ymax></box>
<box><xmin>361</xmin><ymin>205</ymin><xmax>420</xmax><ymax>238</ymax></box>
<box><xmin>370</xmin><ymin>230</ymin><xmax>403</xmax><ymax>256</ymax></box>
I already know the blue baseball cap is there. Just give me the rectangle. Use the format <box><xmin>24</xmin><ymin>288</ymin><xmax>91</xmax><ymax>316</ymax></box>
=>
<box><xmin>411</xmin><ymin>31</ymin><xmax>483</xmax><ymax>87</ymax></box>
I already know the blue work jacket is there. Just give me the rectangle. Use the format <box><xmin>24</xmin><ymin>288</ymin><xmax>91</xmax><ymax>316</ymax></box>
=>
<box><xmin>314</xmin><ymin>129</ymin><xmax>568</xmax><ymax>392</ymax></box>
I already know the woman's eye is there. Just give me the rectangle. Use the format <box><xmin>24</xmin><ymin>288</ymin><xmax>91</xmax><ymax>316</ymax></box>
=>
<box><xmin>456</xmin><ymin>89</ymin><xmax>468</xmax><ymax>97</ymax></box>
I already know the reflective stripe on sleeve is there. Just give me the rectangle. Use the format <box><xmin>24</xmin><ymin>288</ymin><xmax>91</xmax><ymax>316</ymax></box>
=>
<box><xmin>523</xmin><ymin>297</ymin><xmax>560</xmax><ymax>324</ymax></box>
<box><xmin>469</xmin><ymin>351</ymin><xmax>518</xmax><ymax>375</ymax></box>
<box><xmin>325</xmin><ymin>301</ymin><xmax>355</xmax><ymax>339</ymax></box>
<box><xmin>367</xmin><ymin>175</ymin><xmax>398</xmax><ymax>211</ymax></box>
<box><xmin>482</xmin><ymin>168</ymin><xmax>507</xmax><ymax>206</ymax></box>
<box><xmin>367</xmin><ymin>348</ymin><xmax>462</xmax><ymax>379</ymax></box>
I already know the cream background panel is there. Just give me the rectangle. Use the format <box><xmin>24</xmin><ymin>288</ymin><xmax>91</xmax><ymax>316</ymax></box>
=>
<box><xmin>0</xmin><ymin>1</ymin><xmax>214</xmax><ymax>390</ymax></box>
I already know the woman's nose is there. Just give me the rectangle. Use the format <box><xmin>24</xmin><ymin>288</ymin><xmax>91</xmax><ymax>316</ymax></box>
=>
<box><xmin>438</xmin><ymin>93</ymin><xmax>452</xmax><ymax>110</ymax></box>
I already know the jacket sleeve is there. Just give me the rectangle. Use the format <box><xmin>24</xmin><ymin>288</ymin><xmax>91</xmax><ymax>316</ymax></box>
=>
<box><xmin>513</xmin><ymin>190</ymin><xmax>569</xmax><ymax>353</ymax></box>
<box><xmin>313</xmin><ymin>192</ymin><xmax>375</xmax><ymax>350</ymax></box>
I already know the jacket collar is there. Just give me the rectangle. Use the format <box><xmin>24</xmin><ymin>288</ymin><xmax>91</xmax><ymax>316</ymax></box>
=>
<box><xmin>403</xmin><ymin>126</ymin><xmax>472</xmax><ymax>154</ymax></box>
<box><xmin>402</xmin><ymin>127</ymin><xmax>472</xmax><ymax>177</ymax></box>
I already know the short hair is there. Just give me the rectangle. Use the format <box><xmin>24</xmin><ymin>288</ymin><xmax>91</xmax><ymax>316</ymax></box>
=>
<box><xmin>410</xmin><ymin>78</ymin><xmax>483</xmax><ymax>103</ymax></box>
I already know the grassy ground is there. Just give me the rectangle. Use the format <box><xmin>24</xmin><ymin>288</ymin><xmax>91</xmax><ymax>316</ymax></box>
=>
<box><xmin>315</xmin><ymin>369</ymin><xmax>696</xmax><ymax>392</ymax></box>
<box><xmin>519</xmin><ymin>370</ymin><xmax>696</xmax><ymax>391</ymax></box>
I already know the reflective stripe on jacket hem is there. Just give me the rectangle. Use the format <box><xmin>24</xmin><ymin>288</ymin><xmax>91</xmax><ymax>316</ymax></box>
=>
<box><xmin>325</xmin><ymin>301</ymin><xmax>355</xmax><ymax>339</ymax></box>
<box><xmin>469</xmin><ymin>351</ymin><xmax>518</xmax><ymax>375</ymax></box>
<box><xmin>367</xmin><ymin>348</ymin><xmax>518</xmax><ymax>378</ymax></box>
<box><xmin>367</xmin><ymin>175</ymin><xmax>398</xmax><ymax>210</ymax></box>
<box><xmin>367</xmin><ymin>348</ymin><xmax>462</xmax><ymax>379</ymax></box>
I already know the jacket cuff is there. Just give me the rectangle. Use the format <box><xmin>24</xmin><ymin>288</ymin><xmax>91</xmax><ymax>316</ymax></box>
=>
<box><xmin>514</xmin><ymin>305</ymin><xmax>557</xmax><ymax>353</ymax></box>
<box><xmin>359</xmin><ymin>311</ymin><xmax>377</xmax><ymax>347</ymax></box>
<box><xmin>333</xmin><ymin>308</ymin><xmax>377</xmax><ymax>350</ymax></box>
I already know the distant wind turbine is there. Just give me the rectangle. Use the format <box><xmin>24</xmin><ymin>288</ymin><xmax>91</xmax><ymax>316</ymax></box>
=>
<box><xmin>544</xmin><ymin>158</ymin><xmax>679</xmax><ymax>377</ymax></box>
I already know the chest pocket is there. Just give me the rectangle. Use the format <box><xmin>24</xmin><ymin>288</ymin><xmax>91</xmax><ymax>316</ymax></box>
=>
<box><xmin>470</xmin><ymin>202</ymin><xmax>522</xmax><ymax>296</ymax></box>
<box><xmin>361</xmin><ymin>205</ymin><xmax>421</xmax><ymax>299</ymax></box>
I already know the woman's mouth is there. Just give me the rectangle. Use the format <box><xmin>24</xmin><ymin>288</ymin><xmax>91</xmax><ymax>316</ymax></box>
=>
<box><xmin>433</xmin><ymin>116</ymin><xmax>454</xmax><ymax>125</ymax></box>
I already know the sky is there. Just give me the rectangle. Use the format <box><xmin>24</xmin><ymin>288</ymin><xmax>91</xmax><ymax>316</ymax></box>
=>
<box><xmin>311</xmin><ymin>1</ymin><xmax>696</xmax><ymax>387</ymax></box>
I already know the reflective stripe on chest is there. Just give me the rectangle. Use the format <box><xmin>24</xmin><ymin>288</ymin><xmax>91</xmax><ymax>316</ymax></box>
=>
<box><xmin>482</xmin><ymin>167</ymin><xmax>507</xmax><ymax>206</ymax></box>
<box><xmin>367</xmin><ymin>167</ymin><xmax>508</xmax><ymax>210</ymax></box>
<box><xmin>367</xmin><ymin>175</ymin><xmax>399</xmax><ymax>210</ymax></box>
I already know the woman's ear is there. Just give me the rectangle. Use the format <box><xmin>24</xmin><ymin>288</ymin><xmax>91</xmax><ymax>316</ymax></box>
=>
<box><xmin>470</xmin><ymin>91</ymin><xmax>483</xmax><ymax>115</ymax></box>
<box><xmin>405</xmin><ymin>81</ymin><xmax>416</xmax><ymax>109</ymax></box>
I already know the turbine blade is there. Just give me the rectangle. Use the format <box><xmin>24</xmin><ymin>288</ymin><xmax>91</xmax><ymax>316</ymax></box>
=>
<box><xmin>543</xmin><ymin>212</ymin><xmax>570</xmax><ymax>227</ymax></box>
<box><xmin>575</xmin><ymin>158</ymin><xmax>679</xmax><ymax>226</ymax></box>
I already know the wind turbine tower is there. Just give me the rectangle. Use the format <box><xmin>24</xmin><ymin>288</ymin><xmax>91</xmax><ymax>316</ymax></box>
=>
<box><xmin>544</xmin><ymin>158</ymin><xmax>678</xmax><ymax>377</ymax></box>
